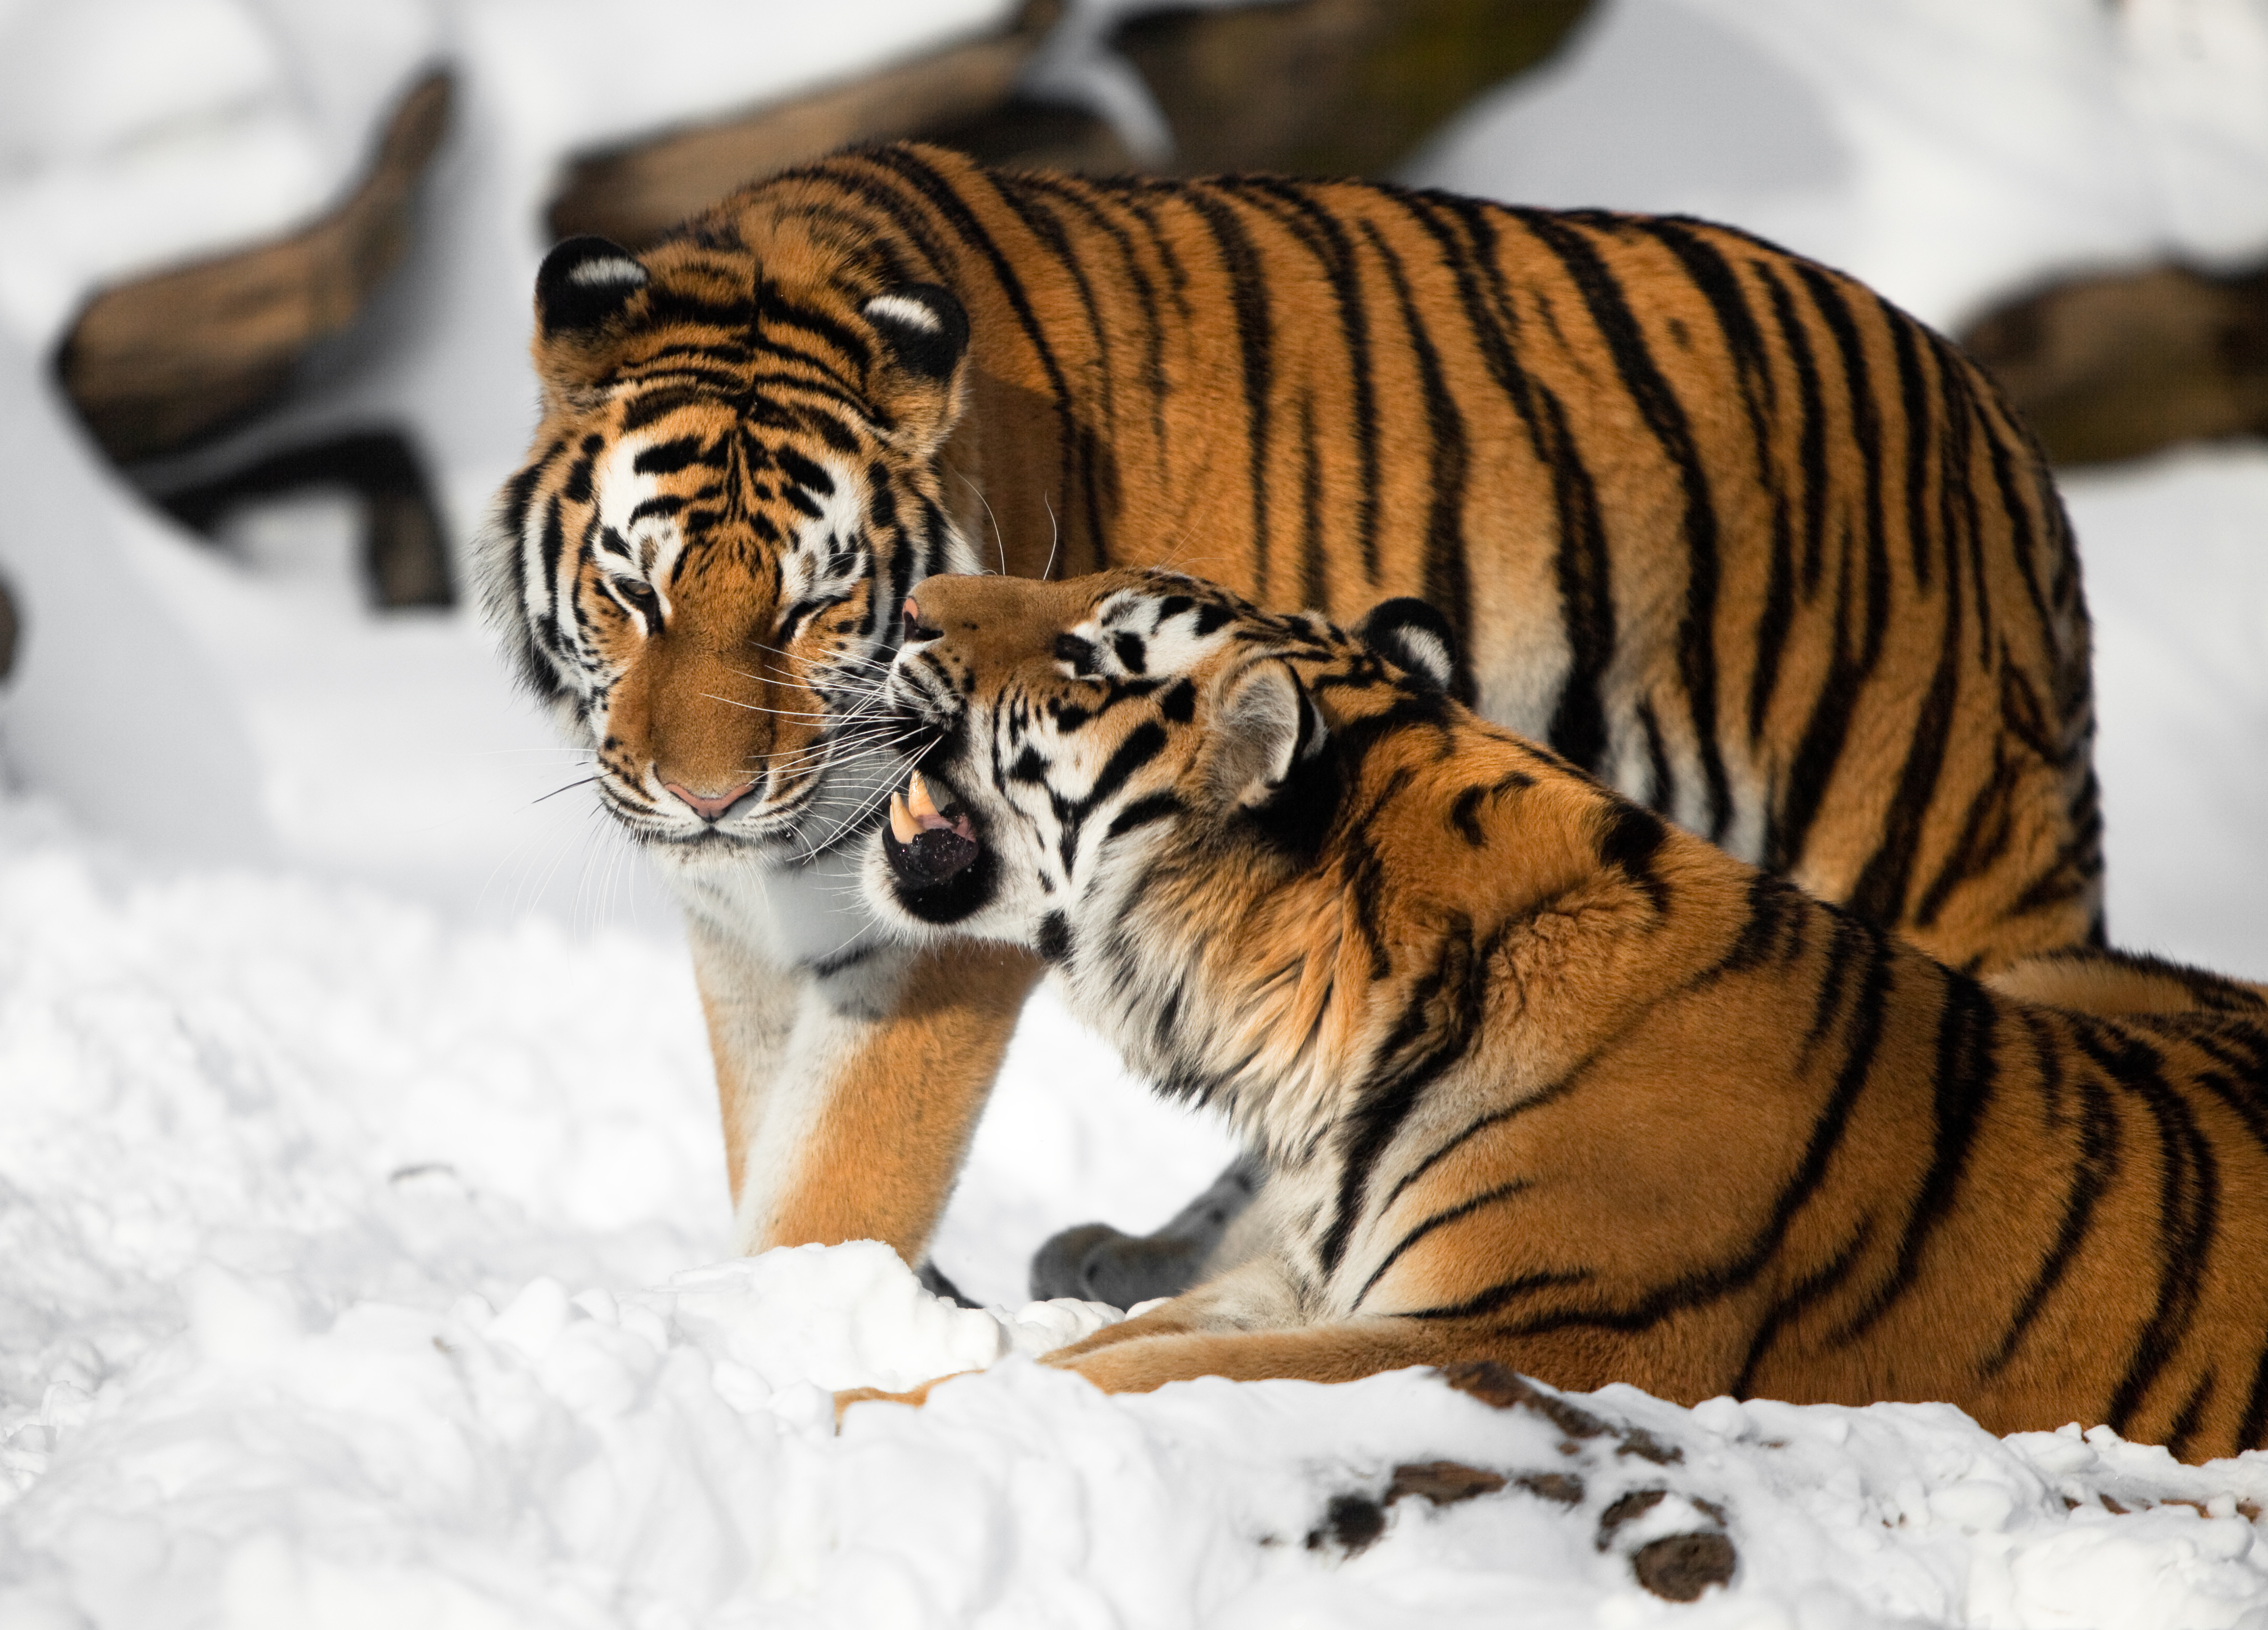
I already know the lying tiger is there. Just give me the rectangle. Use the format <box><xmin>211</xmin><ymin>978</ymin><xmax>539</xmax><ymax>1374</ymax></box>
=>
<box><xmin>848</xmin><ymin>567</ymin><xmax>2268</xmax><ymax>1463</ymax></box>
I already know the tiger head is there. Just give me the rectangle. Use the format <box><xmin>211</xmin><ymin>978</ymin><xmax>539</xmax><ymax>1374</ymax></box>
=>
<box><xmin>479</xmin><ymin>224</ymin><xmax>981</xmax><ymax>887</ymax></box>
<box><xmin>862</xmin><ymin>568</ymin><xmax>1458</xmax><ymax>957</ymax></box>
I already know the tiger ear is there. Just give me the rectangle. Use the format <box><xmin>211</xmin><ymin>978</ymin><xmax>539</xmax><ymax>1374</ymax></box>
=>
<box><xmin>532</xmin><ymin>236</ymin><xmax>649</xmax><ymax>394</ymax></box>
<box><xmin>1354</xmin><ymin>597</ymin><xmax>1458</xmax><ymax>693</ymax></box>
<box><xmin>1208</xmin><ymin>659</ymin><xmax>1327</xmax><ymax>812</ymax></box>
<box><xmin>862</xmin><ymin>284</ymin><xmax>970</xmax><ymax>457</ymax></box>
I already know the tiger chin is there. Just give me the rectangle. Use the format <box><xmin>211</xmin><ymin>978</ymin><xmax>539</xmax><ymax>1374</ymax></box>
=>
<box><xmin>848</xmin><ymin>566</ymin><xmax>2268</xmax><ymax>1463</ymax></box>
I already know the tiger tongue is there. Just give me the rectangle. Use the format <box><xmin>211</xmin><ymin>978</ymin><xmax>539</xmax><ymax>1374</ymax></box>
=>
<box><xmin>886</xmin><ymin>779</ymin><xmax>979</xmax><ymax>886</ymax></box>
<box><xmin>892</xmin><ymin>825</ymin><xmax>979</xmax><ymax>886</ymax></box>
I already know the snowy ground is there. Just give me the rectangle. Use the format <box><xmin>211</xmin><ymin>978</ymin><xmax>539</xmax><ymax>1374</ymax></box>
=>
<box><xmin>4</xmin><ymin>1</ymin><xmax>2268</xmax><ymax>1625</ymax></box>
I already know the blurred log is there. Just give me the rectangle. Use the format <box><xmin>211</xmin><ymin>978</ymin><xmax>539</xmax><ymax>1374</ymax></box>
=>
<box><xmin>57</xmin><ymin>73</ymin><xmax>452</xmax><ymax>463</ymax></box>
<box><xmin>1961</xmin><ymin>261</ymin><xmax>2268</xmax><ymax>467</ymax></box>
<box><xmin>549</xmin><ymin>3</ymin><xmax>1075</xmax><ymax>249</ymax></box>
<box><xmin>546</xmin><ymin>0</ymin><xmax>1599</xmax><ymax>249</ymax></box>
<box><xmin>1118</xmin><ymin>0</ymin><xmax>1594</xmax><ymax>178</ymax></box>
<box><xmin>156</xmin><ymin>429</ymin><xmax>454</xmax><ymax>611</ymax></box>
<box><xmin>0</xmin><ymin>572</ymin><xmax>16</xmax><ymax>686</ymax></box>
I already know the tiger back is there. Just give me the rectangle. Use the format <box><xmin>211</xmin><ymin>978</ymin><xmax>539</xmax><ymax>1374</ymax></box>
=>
<box><xmin>482</xmin><ymin>141</ymin><xmax>2102</xmax><ymax>1280</ymax></box>
<box><xmin>855</xmin><ymin>568</ymin><xmax>2268</xmax><ymax>1463</ymax></box>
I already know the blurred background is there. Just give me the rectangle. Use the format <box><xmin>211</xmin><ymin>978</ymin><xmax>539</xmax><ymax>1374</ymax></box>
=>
<box><xmin>0</xmin><ymin>0</ymin><xmax>2263</xmax><ymax>966</ymax></box>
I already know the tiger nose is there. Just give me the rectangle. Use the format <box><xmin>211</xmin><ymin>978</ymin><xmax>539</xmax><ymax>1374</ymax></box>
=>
<box><xmin>663</xmin><ymin>778</ymin><xmax>758</xmax><ymax>823</ymax></box>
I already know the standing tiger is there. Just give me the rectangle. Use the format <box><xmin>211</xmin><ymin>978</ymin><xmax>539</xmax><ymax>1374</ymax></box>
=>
<box><xmin>479</xmin><ymin>142</ymin><xmax>2099</xmax><ymax>1293</ymax></box>
<box><xmin>848</xmin><ymin>569</ymin><xmax>2268</xmax><ymax>1463</ymax></box>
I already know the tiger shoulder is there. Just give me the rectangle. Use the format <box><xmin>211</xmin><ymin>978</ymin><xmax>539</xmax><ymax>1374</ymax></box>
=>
<box><xmin>856</xmin><ymin>566</ymin><xmax>2268</xmax><ymax>1464</ymax></box>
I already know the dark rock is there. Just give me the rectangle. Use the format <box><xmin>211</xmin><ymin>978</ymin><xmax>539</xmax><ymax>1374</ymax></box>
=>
<box><xmin>1513</xmin><ymin>1471</ymin><xmax>1585</xmax><ymax>1505</ymax></box>
<box><xmin>1306</xmin><ymin>1491</ymin><xmax>1387</xmax><ymax>1555</ymax></box>
<box><xmin>1387</xmin><ymin>1460</ymin><xmax>1508</xmax><ymax>1507</ymax></box>
<box><xmin>1596</xmin><ymin>1487</ymin><xmax>1668</xmax><ymax>1542</ymax></box>
<box><xmin>1616</xmin><ymin>1426</ymin><xmax>1684</xmax><ymax>1466</ymax></box>
<box><xmin>1440</xmin><ymin>1359</ymin><xmax>1610</xmax><ymax>1444</ymax></box>
<box><xmin>1631</xmin><ymin>1531</ymin><xmax>1737</xmax><ymax>1602</ymax></box>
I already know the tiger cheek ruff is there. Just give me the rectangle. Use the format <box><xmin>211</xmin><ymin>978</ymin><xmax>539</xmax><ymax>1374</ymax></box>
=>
<box><xmin>855</xmin><ymin>567</ymin><xmax>2268</xmax><ymax>1465</ymax></box>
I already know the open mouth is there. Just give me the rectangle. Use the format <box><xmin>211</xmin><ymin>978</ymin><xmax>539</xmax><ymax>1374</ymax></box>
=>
<box><xmin>882</xmin><ymin>771</ymin><xmax>980</xmax><ymax>889</ymax></box>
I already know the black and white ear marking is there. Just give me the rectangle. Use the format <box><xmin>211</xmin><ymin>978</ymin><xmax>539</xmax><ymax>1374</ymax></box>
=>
<box><xmin>1354</xmin><ymin>597</ymin><xmax>1459</xmax><ymax>694</ymax></box>
<box><xmin>862</xmin><ymin>284</ymin><xmax>970</xmax><ymax>381</ymax></box>
<box><xmin>1212</xmin><ymin>660</ymin><xmax>1327</xmax><ymax>811</ymax></box>
<box><xmin>537</xmin><ymin>236</ymin><xmax>649</xmax><ymax>337</ymax></box>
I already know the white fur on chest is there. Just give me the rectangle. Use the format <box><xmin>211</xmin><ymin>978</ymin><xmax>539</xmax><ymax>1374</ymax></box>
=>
<box><xmin>657</xmin><ymin>839</ymin><xmax>882</xmax><ymax>971</ymax></box>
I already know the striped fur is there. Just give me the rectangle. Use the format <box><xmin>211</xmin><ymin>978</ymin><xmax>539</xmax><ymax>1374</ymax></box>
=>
<box><xmin>479</xmin><ymin>141</ymin><xmax>2100</xmax><ymax>1266</ymax></box>
<box><xmin>854</xmin><ymin>569</ymin><xmax>2268</xmax><ymax>1461</ymax></box>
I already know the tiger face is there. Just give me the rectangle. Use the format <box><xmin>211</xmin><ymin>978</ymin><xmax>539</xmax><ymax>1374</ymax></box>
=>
<box><xmin>481</xmin><ymin>233</ymin><xmax>982</xmax><ymax>905</ymax></box>
<box><xmin>864</xmin><ymin>568</ymin><xmax>1457</xmax><ymax>959</ymax></box>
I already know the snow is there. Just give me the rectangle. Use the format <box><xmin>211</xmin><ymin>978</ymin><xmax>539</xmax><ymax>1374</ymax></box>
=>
<box><xmin>2</xmin><ymin>0</ymin><xmax>2268</xmax><ymax>1623</ymax></box>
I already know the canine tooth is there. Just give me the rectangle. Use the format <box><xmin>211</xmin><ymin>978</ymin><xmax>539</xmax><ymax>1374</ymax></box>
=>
<box><xmin>908</xmin><ymin>772</ymin><xmax>943</xmax><ymax>824</ymax></box>
<box><xmin>888</xmin><ymin>791</ymin><xmax>918</xmax><ymax>844</ymax></box>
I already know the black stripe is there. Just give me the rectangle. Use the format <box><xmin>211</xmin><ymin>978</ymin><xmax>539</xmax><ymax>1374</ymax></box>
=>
<box><xmin>1352</xmin><ymin>1179</ymin><xmax>1532</xmax><ymax>1311</ymax></box>
<box><xmin>1394</xmin><ymin>192</ymin><xmax>1602</xmax><ymax>742</ymax></box>
<box><xmin>1518</xmin><ymin>210</ymin><xmax>1732</xmax><ymax>839</ymax></box>
<box><xmin>1058</xmin><ymin>720</ymin><xmax>1171</xmax><ymax>876</ymax></box>
<box><xmin>1403</xmin><ymin>1268</ymin><xmax>1591</xmax><ymax>1322</ymax></box>
<box><xmin>1318</xmin><ymin>915</ymin><xmax>1498</xmax><ymax>1276</ymax></box>
<box><xmin>2168</xmin><ymin>1371</ymin><xmax>2216</xmax><ymax>1462</ymax></box>
<box><xmin>1103</xmin><ymin>789</ymin><xmax>1182</xmax><ymax>841</ymax></box>
<box><xmin>1637</xmin><ymin>699</ymin><xmax>1674</xmax><ymax>816</ymax></box>
<box><xmin>1984</xmin><ymin>1010</ymin><xmax>2117</xmax><ymax>1374</ymax></box>
<box><xmin>1186</xmin><ymin>187</ymin><xmax>1276</xmax><ymax>598</ymax></box>
<box><xmin>1360</xmin><ymin>218</ymin><xmax>1472</xmax><ymax>667</ymax></box>
<box><xmin>1795</xmin><ymin>263</ymin><xmax>1892</xmax><ymax>677</ymax></box>
<box><xmin>1755</xmin><ymin>260</ymin><xmax>1830</xmax><ymax>598</ymax></box>
<box><xmin>2237</xmin><ymin>1343</ymin><xmax>2268</xmax><ymax>1450</ymax></box>
<box><xmin>2072</xmin><ymin>1020</ymin><xmax>2219</xmax><ymax>1435</ymax></box>
<box><xmin>861</xmin><ymin>149</ymin><xmax>1091</xmax><ymax>564</ymax></box>
<box><xmin>1733</xmin><ymin>1214</ymin><xmax>1876</xmax><ymax>1397</ymax></box>
<box><xmin>1020</xmin><ymin>174</ymin><xmax>1171</xmax><ymax>453</ymax></box>
<box><xmin>1886</xmin><ymin>300</ymin><xmax>1934</xmax><ymax>591</ymax></box>
<box><xmin>990</xmin><ymin>183</ymin><xmax>1119</xmax><ymax>434</ymax></box>
<box><xmin>1536</xmin><ymin>383</ymin><xmax>1615</xmax><ymax>773</ymax></box>
<box><xmin>1456</xmin><ymin>926</ymin><xmax>1897</xmax><ymax>1345</ymax></box>
<box><xmin>1374</xmin><ymin>1062</ymin><xmax>1598</xmax><ymax>1224</ymax></box>
<box><xmin>1845</xmin><ymin>632</ymin><xmax>1960</xmax><ymax>928</ymax></box>
<box><xmin>1296</xmin><ymin>391</ymin><xmax>1327</xmax><ymax>608</ymax></box>
<box><xmin>1234</xmin><ymin>177</ymin><xmax>1384</xmax><ymax>585</ymax></box>
<box><xmin>1832</xmin><ymin>968</ymin><xmax>1996</xmax><ymax>1344</ymax></box>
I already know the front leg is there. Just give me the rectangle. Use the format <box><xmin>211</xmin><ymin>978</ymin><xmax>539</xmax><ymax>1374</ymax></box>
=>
<box><xmin>691</xmin><ymin>916</ymin><xmax>1043</xmax><ymax>1262</ymax></box>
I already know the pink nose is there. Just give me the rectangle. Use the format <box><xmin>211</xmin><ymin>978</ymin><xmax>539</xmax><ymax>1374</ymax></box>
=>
<box><xmin>663</xmin><ymin>779</ymin><xmax>758</xmax><ymax>823</ymax></box>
